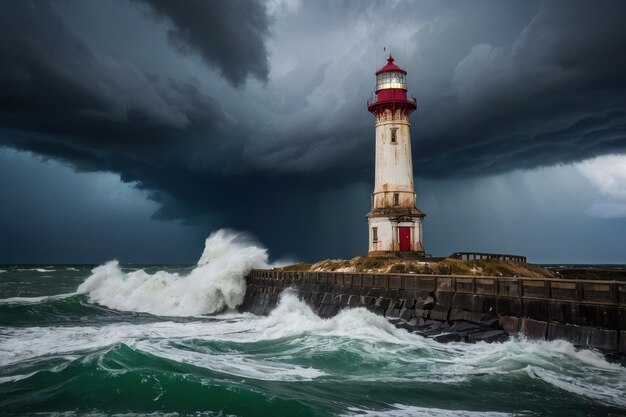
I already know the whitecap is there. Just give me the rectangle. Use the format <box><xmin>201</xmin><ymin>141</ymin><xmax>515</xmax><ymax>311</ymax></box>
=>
<box><xmin>76</xmin><ymin>229</ymin><xmax>270</xmax><ymax>316</ymax></box>
<box><xmin>342</xmin><ymin>404</ymin><xmax>514</xmax><ymax>417</ymax></box>
<box><xmin>17</xmin><ymin>268</ymin><xmax>56</xmax><ymax>272</ymax></box>
<box><xmin>0</xmin><ymin>292</ymin><xmax>77</xmax><ymax>305</ymax></box>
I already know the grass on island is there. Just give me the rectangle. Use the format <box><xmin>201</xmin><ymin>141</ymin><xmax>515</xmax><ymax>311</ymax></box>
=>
<box><xmin>277</xmin><ymin>256</ymin><xmax>557</xmax><ymax>278</ymax></box>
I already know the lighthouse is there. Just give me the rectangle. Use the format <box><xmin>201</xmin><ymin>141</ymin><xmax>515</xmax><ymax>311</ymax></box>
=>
<box><xmin>366</xmin><ymin>55</ymin><xmax>425</xmax><ymax>257</ymax></box>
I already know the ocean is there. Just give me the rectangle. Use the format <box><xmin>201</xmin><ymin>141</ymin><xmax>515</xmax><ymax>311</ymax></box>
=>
<box><xmin>1</xmin><ymin>231</ymin><xmax>625</xmax><ymax>416</ymax></box>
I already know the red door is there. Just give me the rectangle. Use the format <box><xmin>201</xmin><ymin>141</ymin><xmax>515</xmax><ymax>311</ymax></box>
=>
<box><xmin>399</xmin><ymin>227</ymin><xmax>411</xmax><ymax>251</ymax></box>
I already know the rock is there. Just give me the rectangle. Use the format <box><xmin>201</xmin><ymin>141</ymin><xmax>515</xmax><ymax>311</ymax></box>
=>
<box><xmin>449</xmin><ymin>308</ymin><xmax>466</xmax><ymax>321</ymax></box>
<box><xmin>467</xmin><ymin>330</ymin><xmax>509</xmax><ymax>343</ymax></box>
<box><xmin>386</xmin><ymin>308</ymin><xmax>402</xmax><ymax>319</ymax></box>
<box><xmin>415</xmin><ymin>296</ymin><xmax>434</xmax><ymax>310</ymax></box>
<box><xmin>375</xmin><ymin>297</ymin><xmax>391</xmax><ymax>308</ymax></box>
<box><xmin>434</xmin><ymin>333</ymin><xmax>462</xmax><ymax>343</ymax></box>
<box><xmin>399</xmin><ymin>308</ymin><xmax>414</xmax><ymax>321</ymax></box>
<box><xmin>429</xmin><ymin>305</ymin><xmax>450</xmax><ymax>321</ymax></box>
<box><xmin>347</xmin><ymin>295</ymin><xmax>360</xmax><ymax>307</ymax></box>
<box><xmin>499</xmin><ymin>316</ymin><xmax>520</xmax><ymax>333</ymax></box>
<box><xmin>360</xmin><ymin>296</ymin><xmax>374</xmax><ymax>307</ymax></box>
<box><xmin>407</xmin><ymin>317</ymin><xmax>419</xmax><ymax>327</ymax></box>
<box><xmin>448</xmin><ymin>321</ymin><xmax>483</xmax><ymax>334</ymax></box>
<box><xmin>480</xmin><ymin>318</ymin><xmax>500</xmax><ymax>329</ymax></box>
<box><xmin>394</xmin><ymin>322</ymin><xmax>414</xmax><ymax>332</ymax></box>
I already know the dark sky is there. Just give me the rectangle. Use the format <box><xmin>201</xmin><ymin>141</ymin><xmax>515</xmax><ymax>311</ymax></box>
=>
<box><xmin>1</xmin><ymin>0</ymin><xmax>626</xmax><ymax>264</ymax></box>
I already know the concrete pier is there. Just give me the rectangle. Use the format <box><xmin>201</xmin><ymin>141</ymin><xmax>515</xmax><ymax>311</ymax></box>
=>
<box><xmin>240</xmin><ymin>269</ymin><xmax>626</xmax><ymax>354</ymax></box>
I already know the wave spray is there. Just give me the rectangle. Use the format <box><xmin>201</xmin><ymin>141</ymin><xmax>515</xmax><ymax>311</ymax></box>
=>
<box><xmin>77</xmin><ymin>229</ymin><xmax>269</xmax><ymax>316</ymax></box>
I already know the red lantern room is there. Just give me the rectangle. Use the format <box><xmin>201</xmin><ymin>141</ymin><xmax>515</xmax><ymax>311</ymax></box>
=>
<box><xmin>367</xmin><ymin>55</ymin><xmax>417</xmax><ymax>116</ymax></box>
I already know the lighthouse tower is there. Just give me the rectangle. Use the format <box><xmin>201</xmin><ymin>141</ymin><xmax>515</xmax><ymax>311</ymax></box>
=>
<box><xmin>366</xmin><ymin>55</ymin><xmax>425</xmax><ymax>257</ymax></box>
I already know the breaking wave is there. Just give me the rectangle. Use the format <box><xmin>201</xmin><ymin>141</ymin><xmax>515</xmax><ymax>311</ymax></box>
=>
<box><xmin>76</xmin><ymin>229</ymin><xmax>270</xmax><ymax>316</ymax></box>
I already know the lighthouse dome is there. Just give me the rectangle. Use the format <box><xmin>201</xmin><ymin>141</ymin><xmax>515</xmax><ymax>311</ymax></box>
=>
<box><xmin>375</xmin><ymin>55</ymin><xmax>406</xmax><ymax>91</ymax></box>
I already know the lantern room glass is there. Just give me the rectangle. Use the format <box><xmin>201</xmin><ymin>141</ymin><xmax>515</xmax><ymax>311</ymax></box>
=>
<box><xmin>376</xmin><ymin>71</ymin><xmax>406</xmax><ymax>91</ymax></box>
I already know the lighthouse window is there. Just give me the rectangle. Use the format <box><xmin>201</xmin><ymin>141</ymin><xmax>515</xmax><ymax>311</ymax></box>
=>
<box><xmin>372</xmin><ymin>227</ymin><xmax>378</xmax><ymax>242</ymax></box>
<box><xmin>376</xmin><ymin>72</ymin><xmax>406</xmax><ymax>90</ymax></box>
<box><xmin>394</xmin><ymin>193</ymin><xmax>400</xmax><ymax>206</ymax></box>
<box><xmin>391</xmin><ymin>128</ymin><xmax>398</xmax><ymax>143</ymax></box>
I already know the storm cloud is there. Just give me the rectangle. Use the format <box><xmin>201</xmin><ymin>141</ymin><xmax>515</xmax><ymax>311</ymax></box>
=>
<box><xmin>1</xmin><ymin>0</ymin><xmax>625</xmax><ymax>261</ymax></box>
<box><xmin>137</xmin><ymin>0</ymin><xmax>271</xmax><ymax>86</ymax></box>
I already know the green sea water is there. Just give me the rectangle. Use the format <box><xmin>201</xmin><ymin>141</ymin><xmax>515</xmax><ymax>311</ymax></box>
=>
<box><xmin>1</xmin><ymin>260</ymin><xmax>625</xmax><ymax>417</ymax></box>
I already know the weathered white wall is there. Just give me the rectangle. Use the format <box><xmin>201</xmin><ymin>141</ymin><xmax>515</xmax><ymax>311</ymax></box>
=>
<box><xmin>368</xmin><ymin>217</ymin><xmax>423</xmax><ymax>253</ymax></box>
<box><xmin>373</xmin><ymin>111</ymin><xmax>415</xmax><ymax>209</ymax></box>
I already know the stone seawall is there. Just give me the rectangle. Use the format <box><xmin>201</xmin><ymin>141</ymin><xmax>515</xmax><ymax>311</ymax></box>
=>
<box><xmin>239</xmin><ymin>269</ymin><xmax>626</xmax><ymax>354</ymax></box>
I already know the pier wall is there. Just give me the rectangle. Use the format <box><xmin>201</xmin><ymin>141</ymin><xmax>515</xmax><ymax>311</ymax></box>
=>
<box><xmin>239</xmin><ymin>270</ymin><xmax>626</xmax><ymax>353</ymax></box>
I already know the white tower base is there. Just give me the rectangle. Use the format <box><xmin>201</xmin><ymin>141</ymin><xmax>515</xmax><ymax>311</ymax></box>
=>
<box><xmin>367</xmin><ymin>211</ymin><xmax>424</xmax><ymax>257</ymax></box>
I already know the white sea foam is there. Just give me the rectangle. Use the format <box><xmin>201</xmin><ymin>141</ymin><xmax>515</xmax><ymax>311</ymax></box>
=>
<box><xmin>76</xmin><ymin>229</ymin><xmax>270</xmax><ymax>316</ymax></box>
<box><xmin>2</xmin><ymin>294</ymin><xmax>625</xmax><ymax>398</ymax></box>
<box><xmin>255</xmin><ymin>291</ymin><xmax>420</xmax><ymax>344</ymax></box>
<box><xmin>0</xmin><ymin>371</ymin><xmax>40</xmax><ymax>384</ymax></box>
<box><xmin>17</xmin><ymin>268</ymin><xmax>56</xmax><ymax>272</ymax></box>
<box><xmin>2</xmin><ymin>284</ymin><xmax>625</xmax><ymax>404</ymax></box>
<box><xmin>342</xmin><ymin>404</ymin><xmax>514</xmax><ymax>417</ymax></box>
<box><xmin>0</xmin><ymin>292</ymin><xmax>77</xmax><ymax>304</ymax></box>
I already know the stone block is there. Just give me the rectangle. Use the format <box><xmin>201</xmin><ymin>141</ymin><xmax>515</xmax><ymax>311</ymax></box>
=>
<box><xmin>579</xmin><ymin>304</ymin><xmax>619</xmax><ymax>329</ymax></box>
<box><xmin>375</xmin><ymin>297</ymin><xmax>391</xmax><ymax>308</ymax></box>
<box><xmin>466</xmin><ymin>311</ymin><xmax>484</xmax><ymax>324</ymax></box>
<box><xmin>452</xmin><ymin>293</ymin><xmax>473</xmax><ymax>310</ymax></box>
<box><xmin>434</xmin><ymin>333</ymin><xmax>462</xmax><ymax>343</ymax></box>
<box><xmin>321</xmin><ymin>293</ymin><xmax>334</xmax><ymax>305</ymax></box>
<box><xmin>578</xmin><ymin>327</ymin><xmax>618</xmax><ymax>351</ymax></box>
<box><xmin>403</xmin><ymin>291</ymin><xmax>418</xmax><ymax>301</ymax></box>
<box><xmin>386</xmin><ymin>308</ymin><xmax>402</xmax><ymax>319</ymax></box>
<box><xmin>448</xmin><ymin>321</ymin><xmax>483</xmax><ymax>334</ymax></box>
<box><xmin>347</xmin><ymin>295</ymin><xmax>360</xmax><ymax>307</ymax></box>
<box><xmin>415</xmin><ymin>296</ymin><xmax>434</xmax><ymax>310</ymax></box>
<box><xmin>484</xmin><ymin>297</ymin><xmax>498</xmax><ymax>313</ymax></box>
<box><xmin>547</xmin><ymin>322</ymin><xmax>581</xmax><ymax>345</ymax></box>
<box><xmin>499</xmin><ymin>316</ymin><xmax>520</xmax><ymax>333</ymax></box>
<box><xmin>475</xmin><ymin>279</ymin><xmax>496</xmax><ymax>295</ymax></box>
<box><xmin>429</xmin><ymin>305</ymin><xmax>450</xmax><ymax>321</ymax></box>
<box><xmin>416</xmin><ymin>291</ymin><xmax>434</xmax><ymax>300</ymax></box>
<box><xmin>402</xmin><ymin>298</ymin><xmax>416</xmax><ymax>310</ymax></box>
<box><xmin>340</xmin><ymin>294</ymin><xmax>351</xmax><ymax>306</ymax></box>
<box><xmin>496</xmin><ymin>297</ymin><xmax>521</xmax><ymax>317</ymax></box>
<box><xmin>547</xmin><ymin>302</ymin><xmax>578</xmax><ymax>324</ymax></box>
<box><xmin>331</xmin><ymin>294</ymin><xmax>342</xmax><ymax>305</ymax></box>
<box><xmin>480</xmin><ymin>318</ymin><xmax>500</xmax><ymax>329</ymax></box>
<box><xmin>498</xmin><ymin>280</ymin><xmax>520</xmax><ymax>297</ymax></box>
<box><xmin>386</xmin><ymin>288</ymin><xmax>401</xmax><ymax>299</ymax></box>
<box><xmin>436</xmin><ymin>277</ymin><xmax>453</xmax><ymax>293</ymax></box>
<box><xmin>309</xmin><ymin>292</ymin><xmax>324</xmax><ymax>306</ymax></box>
<box><xmin>371</xmin><ymin>306</ymin><xmax>386</xmax><ymax>316</ymax></box>
<box><xmin>472</xmin><ymin>295</ymin><xmax>497</xmax><ymax>313</ymax></box>
<box><xmin>360</xmin><ymin>296</ymin><xmax>374</xmax><ymax>307</ymax></box>
<box><xmin>435</xmin><ymin>291</ymin><xmax>454</xmax><ymax>307</ymax></box>
<box><xmin>520</xmin><ymin>318</ymin><xmax>548</xmax><ymax>340</ymax></box>
<box><xmin>467</xmin><ymin>330</ymin><xmax>509</xmax><ymax>344</ymax></box>
<box><xmin>522</xmin><ymin>299</ymin><xmax>549</xmax><ymax>321</ymax></box>
<box><xmin>399</xmin><ymin>308</ymin><xmax>414</xmax><ymax>322</ymax></box>
<box><xmin>619</xmin><ymin>331</ymin><xmax>626</xmax><ymax>353</ymax></box>
<box><xmin>449</xmin><ymin>308</ymin><xmax>466</xmax><ymax>321</ymax></box>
